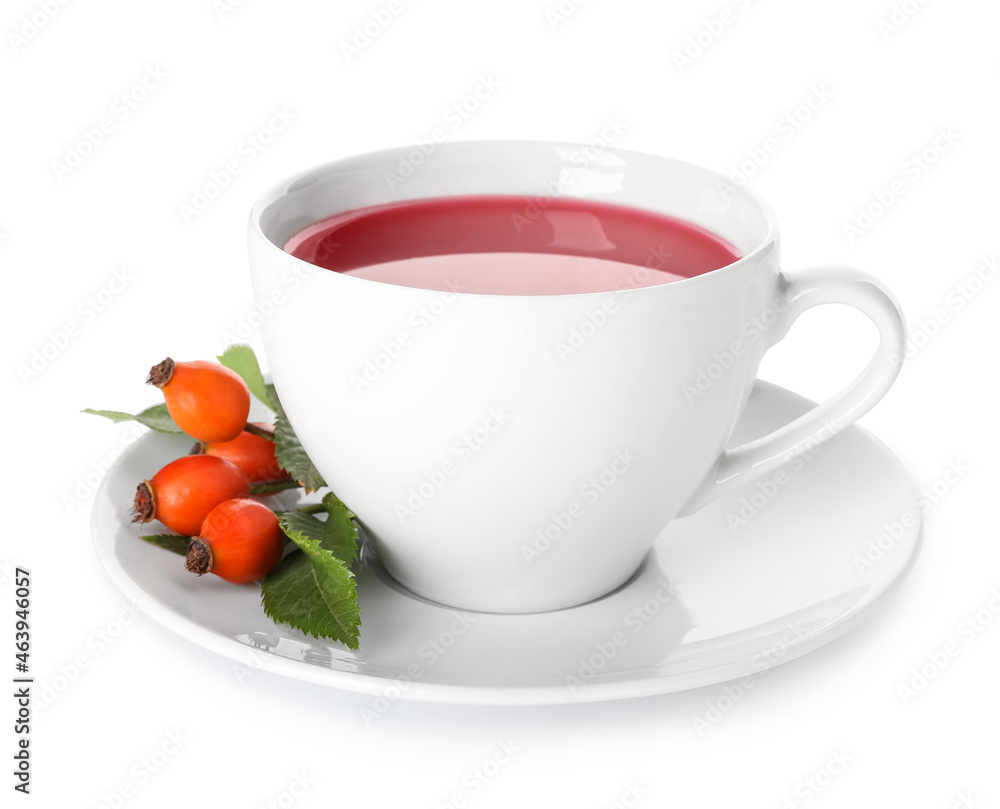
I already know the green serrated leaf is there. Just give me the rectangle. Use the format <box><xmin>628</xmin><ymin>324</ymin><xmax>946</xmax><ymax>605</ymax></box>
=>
<box><xmin>261</xmin><ymin>554</ymin><xmax>355</xmax><ymax>646</ymax></box>
<box><xmin>262</xmin><ymin>512</ymin><xmax>359</xmax><ymax>648</ymax></box>
<box><xmin>140</xmin><ymin>534</ymin><xmax>190</xmax><ymax>555</ymax></box>
<box><xmin>322</xmin><ymin>492</ymin><xmax>358</xmax><ymax>567</ymax></box>
<box><xmin>266</xmin><ymin>383</ymin><xmax>326</xmax><ymax>493</ymax></box>
<box><xmin>217</xmin><ymin>344</ymin><xmax>274</xmax><ymax>410</ymax></box>
<box><xmin>83</xmin><ymin>403</ymin><xmax>183</xmax><ymax>434</ymax></box>
<box><xmin>133</xmin><ymin>404</ymin><xmax>183</xmax><ymax>433</ymax></box>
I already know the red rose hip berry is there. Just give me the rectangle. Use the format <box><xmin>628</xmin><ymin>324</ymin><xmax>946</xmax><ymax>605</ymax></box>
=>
<box><xmin>132</xmin><ymin>454</ymin><xmax>250</xmax><ymax>536</ymax></box>
<box><xmin>147</xmin><ymin>358</ymin><xmax>250</xmax><ymax>443</ymax></box>
<box><xmin>199</xmin><ymin>423</ymin><xmax>292</xmax><ymax>484</ymax></box>
<box><xmin>185</xmin><ymin>499</ymin><xmax>284</xmax><ymax>583</ymax></box>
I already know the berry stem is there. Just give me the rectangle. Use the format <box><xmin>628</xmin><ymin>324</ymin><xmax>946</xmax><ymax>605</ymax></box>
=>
<box><xmin>244</xmin><ymin>422</ymin><xmax>276</xmax><ymax>441</ymax></box>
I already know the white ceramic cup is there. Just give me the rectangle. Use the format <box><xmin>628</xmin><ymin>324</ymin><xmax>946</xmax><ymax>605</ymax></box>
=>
<box><xmin>248</xmin><ymin>141</ymin><xmax>905</xmax><ymax>614</ymax></box>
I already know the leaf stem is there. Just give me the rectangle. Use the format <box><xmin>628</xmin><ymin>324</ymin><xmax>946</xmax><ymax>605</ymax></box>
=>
<box><xmin>250</xmin><ymin>479</ymin><xmax>303</xmax><ymax>495</ymax></box>
<box><xmin>273</xmin><ymin>503</ymin><xmax>326</xmax><ymax>516</ymax></box>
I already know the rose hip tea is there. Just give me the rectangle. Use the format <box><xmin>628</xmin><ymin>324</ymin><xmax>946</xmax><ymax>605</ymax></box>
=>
<box><xmin>284</xmin><ymin>195</ymin><xmax>741</xmax><ymax>295</ymax></box>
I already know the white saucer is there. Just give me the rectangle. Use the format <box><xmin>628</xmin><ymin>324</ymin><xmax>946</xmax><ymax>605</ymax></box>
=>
<box><xmin>91</xmin><ymin>381</ymin><xmax>921</xmax><ymax>705</ymax></box>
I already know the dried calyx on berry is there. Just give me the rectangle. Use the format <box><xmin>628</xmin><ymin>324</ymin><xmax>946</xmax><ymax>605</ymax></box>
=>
<box><xmin>132</xmin><ymin>480</ymin><xmax>157</xmax><ymax>523</ymax></box>
<box><xmin>185</xmin><ymin>538</ymin><xmax>213</xmax><ymax>576</ymax></box>
<box><xmin>146</xmin><ymin>357</ymin><xmax>175</xmax><ymax>387</ymax></box>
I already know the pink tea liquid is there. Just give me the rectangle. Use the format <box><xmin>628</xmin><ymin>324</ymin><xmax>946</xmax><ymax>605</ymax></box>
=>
<box><xmin>284</xmin><ymin>195</ymin><xmax>741</xmax><ymax>295</ymax></box>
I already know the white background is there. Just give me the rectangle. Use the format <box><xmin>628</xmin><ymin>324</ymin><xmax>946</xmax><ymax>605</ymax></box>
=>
<box><xmin>4</xmin><ymin>0</ymin><xmax>999</xmax><ymax>806</ymax></box>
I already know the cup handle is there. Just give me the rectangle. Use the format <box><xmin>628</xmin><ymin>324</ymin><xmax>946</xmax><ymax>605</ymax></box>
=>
<box><xmin>676</xmin><ymin>266</ymin><xmax>906</xmax><ymax>517</ymax></box>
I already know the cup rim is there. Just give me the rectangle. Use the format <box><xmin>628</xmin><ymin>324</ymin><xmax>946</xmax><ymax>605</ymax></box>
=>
<box><xmin>248</xmin><ymin>139</ymin><xmax>781</xmax><ymax>300</ymax></box>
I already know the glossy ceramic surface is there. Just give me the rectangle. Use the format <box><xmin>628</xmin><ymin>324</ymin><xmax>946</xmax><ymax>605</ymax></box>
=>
<box><xmin>248</xmin><ymin>141</ymin><xmax>906</xmax><ymax>612</ymax></box>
